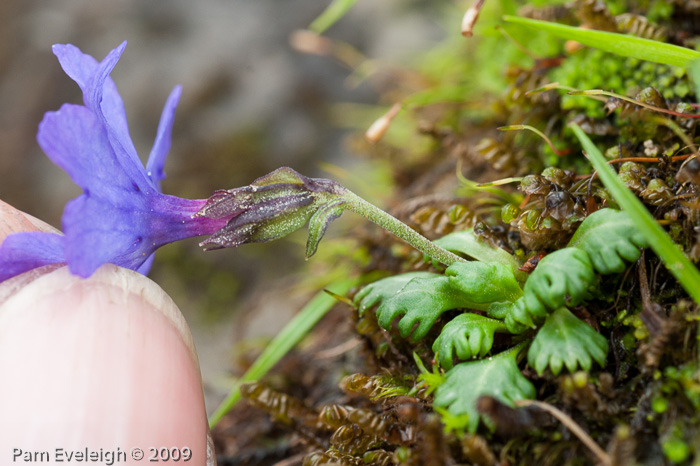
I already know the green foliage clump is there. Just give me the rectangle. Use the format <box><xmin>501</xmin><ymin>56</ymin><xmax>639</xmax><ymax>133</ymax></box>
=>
<box><xmin>227</xmin><ymin>2</ymin><xmax>700</xmax><ymax>463</ymax></box>
<box><xmin>356</xmin><ymin>208</ymin><xmax>649</xmax><ymax>430</ymax></box>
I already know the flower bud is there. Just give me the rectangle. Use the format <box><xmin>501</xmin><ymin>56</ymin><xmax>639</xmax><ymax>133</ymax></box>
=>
<box><xmin>197</xmin><ymin>168</ymin><xmax>347</xmax><ymax>257</ymax></box>
<box><xmin>461</xmin><ymin>0</ymin><xmax>485</xmax><ymax>37</ymax></box>
<box><xmin>289</xmin><ymin>29</ymin><xmax>333</xmax><ymax>56</ymax></box>
<box><xmin>365</xmin><ymin>103</ymin><xmax>401</xmax><ymax>144</ymax></box>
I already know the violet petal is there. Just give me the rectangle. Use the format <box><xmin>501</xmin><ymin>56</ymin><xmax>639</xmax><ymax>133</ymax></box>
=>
<box><xmin>136</xmin><ymin>254</ymin><xmax>156</xmax><ymax>275</ymax></box>
<box><xmin>146</xmin><ymin>85</ymin><xmax>182</xmax><ymax>189</ymax></box>
<box><xmin>0</xmin><ymin>232</ymin><xmax>66</xmax><ymax>282</ymax></box>
<box><xmin>36</xmin><ymin>103</ymin><xmax>144</xmax><ymax>197</ymax></box>
<box><xmin>52</xmin><ymin>42</ymin><xmax>140</xmax><ymax>167</ymax></box>
<box><xmin>62</xmin><ymin>195</ymin><xmax>148</xmax><ymax>278</ymax></box>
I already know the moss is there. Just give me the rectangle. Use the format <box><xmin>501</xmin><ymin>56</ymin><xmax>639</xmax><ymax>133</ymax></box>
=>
<box><xmin>216</xmin><ymin>1</ymin><xmax>700</xmax><ymax>464</ymax></box>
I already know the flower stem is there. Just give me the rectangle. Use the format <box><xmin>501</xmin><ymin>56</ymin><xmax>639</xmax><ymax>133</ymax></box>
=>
<box><xmin>341</xmin><ymin>190</ymin><xmax>467</xmax><ymax>267</ymax></box>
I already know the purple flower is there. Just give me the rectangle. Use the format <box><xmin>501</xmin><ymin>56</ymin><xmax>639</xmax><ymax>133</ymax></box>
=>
<box><xmin>0</xmin><ymin>42</ymin><xmax>230</xmax><ymax>283</ymax></box>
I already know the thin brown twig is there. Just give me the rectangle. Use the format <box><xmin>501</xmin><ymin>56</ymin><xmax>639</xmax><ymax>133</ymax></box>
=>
<box><xmin>569</xmin><ymin>89</ymin><xmax>700</xmax><ymax>119</ymax></box>
<box><xmin>586</xmin><ymin>169</ymin><xmax>598</xmax><ymax>214</ymax></box>
<box><xmin>526</xmin><ymin>82</ymin><xmax>607</xmax><ymax>102</ymax></box>
<box><xmin>638</xmin><ymin>251</ymin><xmax>652</xmax><ymax>312</ymax></box>
<box><xmin>313</xmin><ymin>337</ymin><xmax>362</xmax><ymax>360</ymax></box>
<box><xmin>498</xmin><ymin>124</ymin><xmax>570</xmax><ymax>156</ymax></box>
<box><xmin>651</xmin><ymin>116</ymin><xmax>696</xmax><ymax>152</ymax></box>
<box><xmin>514</xmin><ymin>399</ymin><xmax>611</xmax><ymax>466</ymax></box>
<box><xmin>575</xmin><ymin>154</ymin><xmax>692</xmax><ymax>180</ymax></box>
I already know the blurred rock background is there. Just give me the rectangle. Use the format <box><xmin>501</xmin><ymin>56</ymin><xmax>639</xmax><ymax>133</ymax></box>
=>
<box><xmin>0</xmin><ymin>0</ymin><xmax>447</xmax><ymax>411</ymax></box>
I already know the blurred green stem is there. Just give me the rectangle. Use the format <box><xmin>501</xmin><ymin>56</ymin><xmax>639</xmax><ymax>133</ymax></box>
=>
<box><xmin>208</xmin><ymin>279</ymin><xmax>356</xmax><ymax>428</ymax></box>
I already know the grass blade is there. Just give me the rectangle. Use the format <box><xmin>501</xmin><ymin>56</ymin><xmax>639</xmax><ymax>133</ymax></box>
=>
<box><xmin>208</xmin><ymin>279</ymin><xmax>357</xmax><ymax>427</ymax></box>
<box><xmin>503</xmin><ymin>15</ymin><xmax>700</xmax><ymax>68</ymax></box>
<box><xmin>688</xmin><ymin>59</ymin><xmax>700</xmax><ymax>97</ymax></box>
<box><xmin>569</xmin><ymin>123</ymin><xmax>700</xmax><ymax>305</ymax></box>
<box><xmin>310</xmin><ymin>0</ymin><xmax>361</xmax><ymax>34</ymax></box>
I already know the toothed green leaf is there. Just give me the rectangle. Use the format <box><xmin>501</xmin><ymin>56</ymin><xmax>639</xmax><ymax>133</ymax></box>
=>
<box><xmin>522</xmin><ymin>248</ymin><xmax>596</xmax><ymax>317</ymax></box>
<box><xmin>434</xmin><ymin>345</ymin><xmax>535</xmax><ymax>433</ymax></box>
<box><xmin>487</xmin><ymin>301</ymin><xmax>531</xmax><ymax>334</ymax></box>
<box><xmin>434</xmin><ymin>229</ymin><xmax>525</xmax><ymax>281</ymax></box>
<box><xmin>489</xmin><ymin>299</ymin><xmax>545</xmax><ymax>333</ymax></box>
<box><xmin>433</xmin><ymin>313</ymin><xmax>510</xmax><ymax>370</ymax></box>
<box><xmin>568</xmin><ymin>208</ymin><xmax>648</xmax><ymax>274</ymax></box>
<box><xmin>353</xmin><ymin>272</ymin><xmax>437</xmax><ymax>317</ymax></box>
<box><xmin>485</xmin><ymin>301</ymin><xmax>511</xmax><ymax>321</ymax></box>
<box><xmin>374</xmin><ymin>261</ymin><xmax>523</xmax><ymax>341</ymax></box>
<box><xmin>306</xmin><ymin>200</ymin><xmax>346</xmax><ymax>258</ymax></box>
<box><xmin>505</xmin><ymin>298</ymin><xmax>544</xmax><ymax>332</ymax></box>
<box><xmin>376</xmin><ymin>275</ymin><xmax>490</xmax><ymax>341</ymax></box>
<box><xmin>528</xmin><ymin>308</ymin><xmax>608</xmax><ymax>376</ymax></box>
<box><xmin>446</xmin><ymin>261</ymin><xmax>523</xmax><ymax>304</ymax></box>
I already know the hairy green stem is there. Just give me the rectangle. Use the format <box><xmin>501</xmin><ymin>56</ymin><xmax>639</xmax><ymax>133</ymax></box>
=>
<box><xmin>342</xmin><ymin>190</ymin><xmax>467</xmax><ymax>267</ymax></box>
